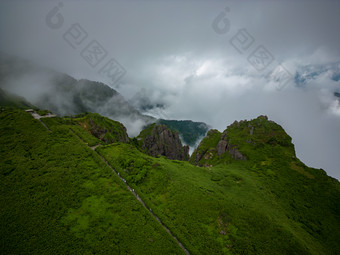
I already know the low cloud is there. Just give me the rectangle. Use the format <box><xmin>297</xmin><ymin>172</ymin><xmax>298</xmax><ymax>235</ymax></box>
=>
<box><xmin>0</xmin><ymin>61</ymin><xmax>153</xmax><ymax>137</ymax></box>
<box><xmin>120</xmin><ymin>51</ymin><xmax>340</xmax><ymax>180</ymax></box>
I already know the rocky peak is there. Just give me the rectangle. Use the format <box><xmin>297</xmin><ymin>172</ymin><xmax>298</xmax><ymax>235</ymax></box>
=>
<box><xmin>216</xmin><ymin>130</ymin><xmax>246</xmax><ymax>160</ymax></box>
<box><xmin>138</xmin><ymin>124</ymin><xmax>189</xmax><ymax>161</ymax></box>
<box><xmin>227</xmin><ymin>115</ymin><xmax>293</xmax><ymax>148</ymax></box>
<box><xmin>190</xmin><ymin>115</ymin><xmax>295</xmax><ymax>166</ymax></box>
<box><xmin>191</xmin><ymin>128</ymin><xmax>246</xmax><ymax>166</ymax></box>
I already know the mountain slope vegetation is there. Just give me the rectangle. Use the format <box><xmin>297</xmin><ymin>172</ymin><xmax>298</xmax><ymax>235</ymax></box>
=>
<box><xmin>1</xmin><ymin>107</ymin><xmax>339</xmax><ymax>254</ymax></box>
<box><xmin>98</xmin><ymin>124</ymin><xmax>340</xmax><ymax>254</ymax></box>
<box><xmin>0</xmin><ymin>108</ymin><xmax>184</xmax><ymax>254</ymax></box>
<box><xmin>71</xmin><ymin>112</ymin><xmax>129</xmax><ymax>144</ymax></box>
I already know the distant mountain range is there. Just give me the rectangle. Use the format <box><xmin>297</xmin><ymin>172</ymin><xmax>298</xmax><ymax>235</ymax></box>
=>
<box><xmin>2</xmin><ymin>52</ymin><xmax>338</xmax><ymax>143</ymax></box>
<box><xmin>0</xmin><ymin>53</ymin><xmax>209</xmax><ymax>143</ymax></box>
<box><xmin>0</xmin><ymin>53</ymin><xmax>153</xmax><ymax>120</ymax></box>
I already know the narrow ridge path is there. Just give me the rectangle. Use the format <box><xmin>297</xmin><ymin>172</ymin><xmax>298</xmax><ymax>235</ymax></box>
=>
<box><xmin>26</xmin><ymin>109</ymin><xmax>55</xmax><ymax>132</ymax></box>
<box><xmin>26</xmin><ymin>109</ymin><xmax>190</xmax><ymax>255</ymax></box>
<box><xmin>69</xmin><ymin>128</ymin><xmax>190</xmax><ymax>255</ymax></box>
<box><xmin>26</xmin><ymin>109</ymin><xmax>190</xmax><ymax>254</ymax></box>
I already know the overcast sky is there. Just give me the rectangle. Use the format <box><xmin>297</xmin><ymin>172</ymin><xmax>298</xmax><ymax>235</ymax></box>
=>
<box><xmin>1</xmin><ymin>0</ymin><xmax>340</xmax><ymax>180</ymax></box>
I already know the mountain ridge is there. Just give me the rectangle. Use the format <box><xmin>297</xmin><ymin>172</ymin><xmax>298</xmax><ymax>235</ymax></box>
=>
<box><xmin>1</xmin><ymin>53</ymin><xmax>339</xmax><ymax>254</ymax></box>
<box><xmin>1</xmin><ymin>106</ymin><xmax>339</xmax><ymax>254</ymax></box>
<box><xmin>0</xmin><ymin>54</ymin><xmax>210</xmax><ymax>143</ymax></box>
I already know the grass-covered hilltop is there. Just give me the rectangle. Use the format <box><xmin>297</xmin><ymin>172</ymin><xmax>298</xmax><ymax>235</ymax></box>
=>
<box><xmin>1</xmin><ymin>105</ymin><xmax>339</xmax><ymax>254</ymax></box>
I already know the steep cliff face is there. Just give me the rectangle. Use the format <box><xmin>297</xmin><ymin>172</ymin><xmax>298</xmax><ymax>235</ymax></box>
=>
<box><xmin>138</xmin><ymin>124</ymin><xmax>189</xmax><ymax>161</ymax></box>
<box><xmin>157</xmin><ymin>119</ymin><xmax>209</xmax><ymax>147</ymax></box>
<box><xmin>216</xmin><ymin>131</ymin><xmax>246</xmax><ymax>160</ymax></box>
<box><xmin>190</xmin><ymin>115</ymin><xmax>293</xmax><ymax>166</ymax></box>
<box><xmin>190</xmin><ymin>128</ymin><xmax>246</xmax><ymax>167</ymax></box>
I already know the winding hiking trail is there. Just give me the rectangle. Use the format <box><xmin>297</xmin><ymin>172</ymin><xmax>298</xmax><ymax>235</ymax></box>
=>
<box><xmin>94</xmin><ymin>148</ymin><xmax>191</xmax><ymax>255</ymax></box>
<box><xmin>70</xmin><ymin>129</ymin><xmax>191</xmax><ymax>255</ymax></box>
<box><xmin>69</xmin><ymin>128</ymin><xmax>190</xmax><ymax>255</ymax></box>
<box><xmin>26</xmin><ymin>109</ymin><xmax>190</xmax><ymax>254</ymax></box>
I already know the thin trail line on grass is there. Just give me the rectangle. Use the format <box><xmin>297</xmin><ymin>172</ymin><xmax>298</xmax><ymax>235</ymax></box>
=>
<box><xmin>69</xmin><ymin>128</ymin><xmax>190</xmax><ymax>255</ymax></box>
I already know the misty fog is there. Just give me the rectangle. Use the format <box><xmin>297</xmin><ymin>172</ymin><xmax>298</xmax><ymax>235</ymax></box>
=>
<box><xmin>0</xmin><ymin>0</ymin><xmax>340</xmax><ymax>180</ymax></box>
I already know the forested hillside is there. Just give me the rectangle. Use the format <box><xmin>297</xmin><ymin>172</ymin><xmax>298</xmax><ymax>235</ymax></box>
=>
<box><xmin>1</xmin><ymin>108</ymin><xmax>339</xmax><ymax>254</ymax></box>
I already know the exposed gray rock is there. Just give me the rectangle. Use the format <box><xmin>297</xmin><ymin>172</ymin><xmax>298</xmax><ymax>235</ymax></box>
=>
<box><xmin>217</xmin><ymin>140</ymin><xmax>228</xmax><ymax>156</ymax></box>
<box><xmin>190</xmin><ymin>129</ymin><xmax>221</xmax><ymax>165</ymax></box>
<box><xmin>195</xmin><ymin>148</ymin><xmax>207</xmax><ymax>163</ymax></box>
<box><xmin>218</xmin><ymin>130</ymin><xmax>246</xmax><ymax>160</ymax></box>
<box><xmin>142</xmin><ymin>125</ymin><xmax>189</xmax><ymax>161</ymax></box>
<box><xmin>191</xmin><ymin>127</ymin><xmax>246</xmax><ymax>165</ymax></box>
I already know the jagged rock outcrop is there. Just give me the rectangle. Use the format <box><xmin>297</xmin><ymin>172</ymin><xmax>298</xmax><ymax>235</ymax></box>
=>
<box><xmin>157</xmin><ymin>119</ymin><xmax>209</xmax><ymax>147</ymax></box>
<box><xmin>191</xmin><ymin>129</ymin><xmax>218</xmax><ymax>165</ymax></box>
<box><xmin>216</xmin><ymin>131</ymin><xmax>246</xmax><ymax>160</ymax></box>
<box><xmin>190</xmin><ymin>129</ymin><xmax>246</xmax><ymax>166</ymax></box>
<box><xmin>139</xmin><ymin>124</ymin><xmax>189</xmax><ymax>161</ymax></box>
<box><xmin>190</xmin><ymin>115</ymin><xmax>295</xmax><ymax>167</ymax></box>
<box><xmin>216</xmin><ymin>134</ymin><xmax>228</xmax><ymax>156</ymax></box>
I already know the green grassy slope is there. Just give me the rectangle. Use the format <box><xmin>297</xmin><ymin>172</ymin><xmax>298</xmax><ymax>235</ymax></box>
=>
<box><xmin>0</xmin><ymin>108</ymin><xmax>184</xmax><ymax>254</ymax></box>
<box><xmin>42</xmin><ymin>112</ymin><xmax>129</xmax><ymax>146</ymax></box>
<box><xmin>72</xmin><ymin>112</ymin><xmax>129</xmax><ymax>144</ymax></box>
<box><xmin>190</xmin><ymin>116</ymin><xmax>295</xmax><ymax>167</ymax></box>
<box><xmin>1</xmin><ymin>109</ymin><xmax>339</xmax><ymax>255</ymax></box>
<box><xmin>97</xmin><ymin>116</ymin><xmax>340</xmax><ymax>255</ymax></box>
<box><xmin>98</xmin><ymin>143</ymin><xmax>340</xmax><ymax>255</ymax></box>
